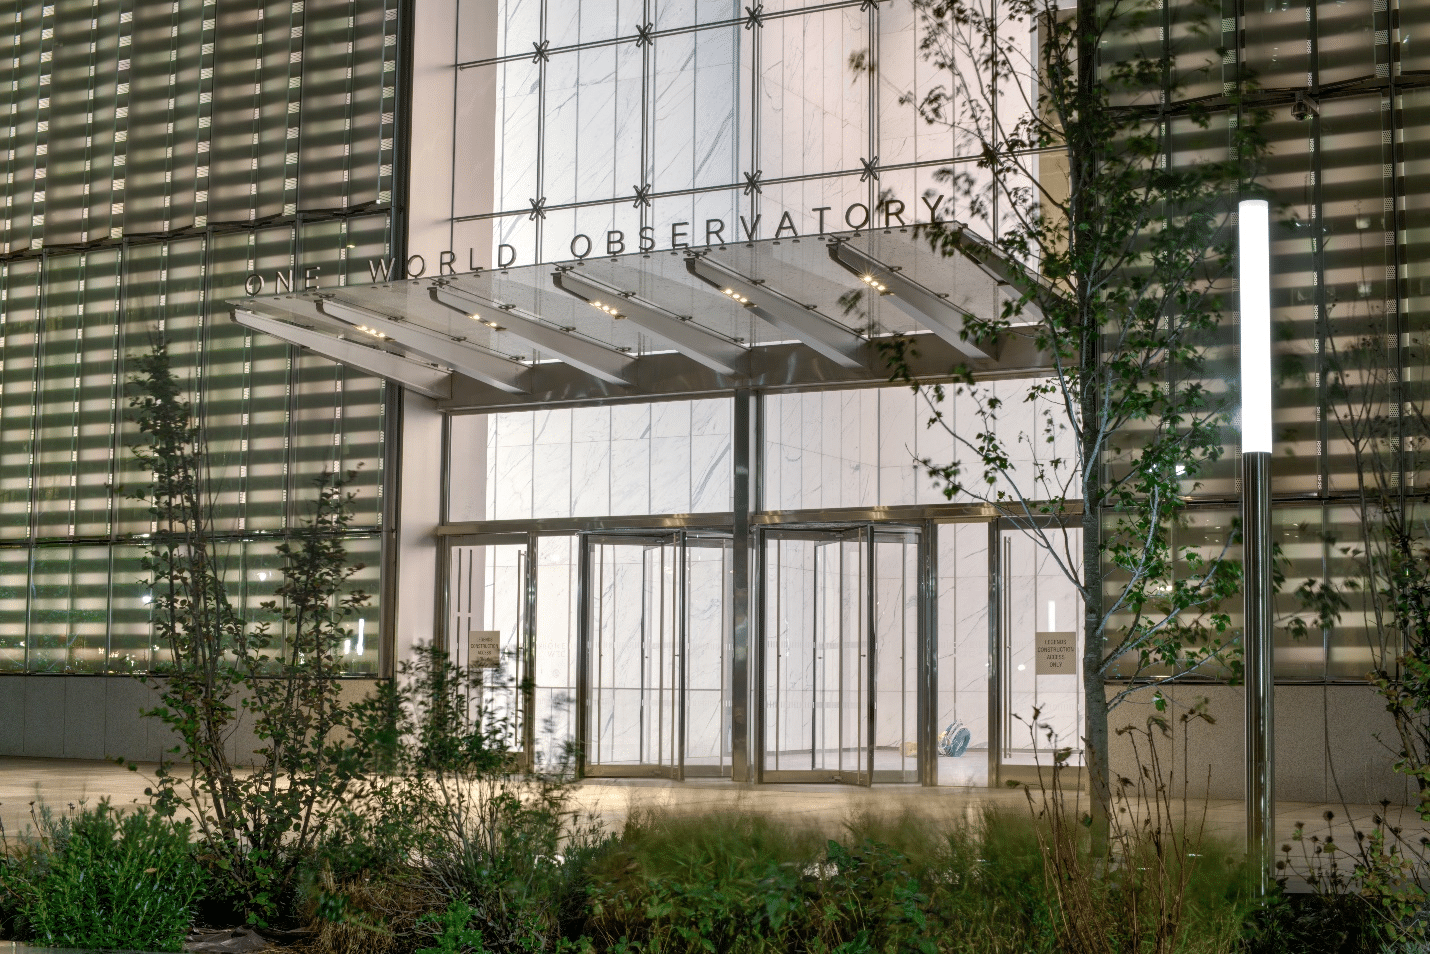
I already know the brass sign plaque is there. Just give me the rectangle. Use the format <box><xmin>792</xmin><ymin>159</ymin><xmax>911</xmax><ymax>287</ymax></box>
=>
<box><xmin>1035</xmin><ymin>631</ymin><xmax>1076</xmax><ymax>676</ymax></box>
<box><xmin>468</xmin><ymin>630</ymin><xmax>501</xmax><ymax>669</ymax></box>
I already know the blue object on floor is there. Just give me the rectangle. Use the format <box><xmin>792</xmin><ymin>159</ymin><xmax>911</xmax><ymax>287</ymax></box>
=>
<box><xmin>938</xmin><ymin>721</ymin><xmax>971</xmax><ymax>758</ymax></box>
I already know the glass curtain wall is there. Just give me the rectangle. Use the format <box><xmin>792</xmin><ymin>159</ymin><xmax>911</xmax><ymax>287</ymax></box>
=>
<box><xmin>435</xmin><ymin>0</ymin><xmax>1430</xmax><ymax>781</ymax></box>
<box><xmin>445</xmin><ymin>387</ymin><xmax>1011</xmax><ymax>786</ymax></box>
<box><xmin>0</xmin><ymin>0</ymin><xmax>400</xmax><ymax>675</ymax></box>
<box><xmin>449</xmin><ymin>0</ymin><xmax>1005</xmax><ymax>268</ymax></box>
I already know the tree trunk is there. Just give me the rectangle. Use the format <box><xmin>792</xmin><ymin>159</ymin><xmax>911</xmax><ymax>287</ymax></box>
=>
<box><xmin>1073</xmin><ymin>0</ymin><xmax>1111</xmax><ymax>845</ymax></box>
<box><xmin>1081</xmin><ymin>402</ymin><xmax>1110</xmax><ymax>843</ymax></box>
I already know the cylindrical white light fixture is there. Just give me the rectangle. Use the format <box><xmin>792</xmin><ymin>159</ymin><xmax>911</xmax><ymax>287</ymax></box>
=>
<box><xmin>1239</xmin><ymin>195</ymin><xmax>1275</xmax><ymax>896</ymax></box>
<box><xmin>1239</xmin><ymin>198</ymin><xmax>1272</xmax><ymax>453</ymax></box>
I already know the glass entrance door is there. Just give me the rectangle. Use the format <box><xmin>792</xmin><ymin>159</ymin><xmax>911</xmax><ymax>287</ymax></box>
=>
<box><xmin>760</xmin><ymin>525</ymin><xmax>920</xmax><ymax>785</ymax></box>
<box><xmin>445</xmin><ymin>534</ymin><xmax>531</xmax><ymax>757</ymax></box>
<box><xmin>683</xmin><ymin>532</ymin><xmax>735</xmax><ymax>777</ymax></box>
<box><xmin>581</xmin><ymin>530</ymin><xmax>733</xmax><ymax>779</ymax></box>
<box><xmin>998</xmin><ymin>527</ymin><xmax>1085</xmax><ymax>777</ymax></box>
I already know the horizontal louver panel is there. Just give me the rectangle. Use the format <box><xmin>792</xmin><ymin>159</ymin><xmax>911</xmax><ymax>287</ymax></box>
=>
<box><xmin>0</xmin><ymin>0</ymin><xmax>398</xmax><ymax>674</ymax></box>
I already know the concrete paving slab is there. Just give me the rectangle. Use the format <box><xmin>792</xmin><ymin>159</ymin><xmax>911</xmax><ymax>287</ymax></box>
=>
<box><xmin>2</xmin><ymin>756</ymin><xmax>1424</xmax><ymax>856</ymax></box>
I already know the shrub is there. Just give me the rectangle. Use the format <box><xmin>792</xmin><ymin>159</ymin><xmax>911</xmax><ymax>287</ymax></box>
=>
<box><xmin>129</xmin><ymin>339</ymin><xmax>374</xmax><ymax>926</ymax></box>
<box><xmin>1008</xmin><ymin>702</ymin><xmax>1255</xmax><ymax>954</ymax></box>
<box><xmin>1274</xmin><ymin>808</ymin><xmax>1425</xmax><ymax>953</ymax></box>
<box><xmin>1241</xmin><ymin>888</ymin><xmax>1381</xmax><ymax>954</ymax></box>
<box><xmin>842</xmin><ymin>806</ymin><xmax>1057</xmax><ymax>953</ymax></box>
<box><xmin>305</xmin><ymin>644</ymin><xmax>612</xmax><ymax>954</ymax></box>
<box><xmin>0</xmin><ymin>800</ymin><xmax>205</xmax><ymax>952</ymax></box>
<box><xmin>582</xmin><ymin>807</ymin><xmax>1061</xmax><ymax>954</ymax></box>
<box><xmin>414</xmin><ymin>898</ymin><xmax>492</xmax><ymax>954</ymax></box>
<box><xmin>584</xmin><ymin>811</ymin><xmax>809</xmax><ymax>953</ymax></box>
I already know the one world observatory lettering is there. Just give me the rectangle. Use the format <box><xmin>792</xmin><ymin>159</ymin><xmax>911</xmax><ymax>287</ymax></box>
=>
<box><xmin>243</xmin><ymin>193</ymin><xmax>951</xmax><ymax>295</ymax></box>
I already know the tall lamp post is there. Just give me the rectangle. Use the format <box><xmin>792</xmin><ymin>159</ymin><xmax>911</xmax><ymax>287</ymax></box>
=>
<box><xmin>1240</xmin><ymin>197</ymin><xmax>1274</xmax><ymax>893</ymax></box>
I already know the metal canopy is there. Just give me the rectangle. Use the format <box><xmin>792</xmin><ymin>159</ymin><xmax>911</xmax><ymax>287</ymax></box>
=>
<box><xmin>233</xmin><ymin>308</ymin><xmax>453</xmax><ymax>400</ymax></box>
<box><xmin>551</xmin><ymin>268</ymin><xmax>748</xmax><ymax>376</ymax></box>
<box><xmin>229</xmin><ymin>227</ymin><xmax>1051</xmax><ymax>413</ymax></box>
<box><xmin>827</xmin><ymin>239</ymin><xmax>993</xmax><ymax>360</ymax></box>
<box><xmin>316</xmin><ymin>298</ymin><xmax>530</xmax><ymax>394</ymax></box>
<box><xmin>429</xmin><ymin>285</ymin><xmax>636</xmax><ymax>386</ymax></box>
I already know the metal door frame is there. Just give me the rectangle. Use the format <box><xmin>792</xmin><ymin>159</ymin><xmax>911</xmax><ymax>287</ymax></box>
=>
<box><xmin>755</xmin><ymin>522</ymin><xmax>926</xmax><ymax>786</ymax></box>
<box><xmin>438</xmin><ymin>531</ymin><xmax>539</xmax><ymax>764</ymax></box>
<box><xmin>575</xmin><ymin>528</ymin><xmax>735</xmax><ymax>780</ymax></box>
<box><xmin>988</xmin><ymin>515</ymin><xmax>1085</xmax><ymax>788</ymax></box>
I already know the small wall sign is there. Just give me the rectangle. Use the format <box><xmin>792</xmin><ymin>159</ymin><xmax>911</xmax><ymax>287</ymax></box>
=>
<box><xmin>467</xmin><ymin>629</ymin><xmax>501</xmax><ymax>669</ymax></box>
<box><xmin>1035</xmin><ymin>631</ymin><xmax>1076</xmax><ymax>676</ymax></box>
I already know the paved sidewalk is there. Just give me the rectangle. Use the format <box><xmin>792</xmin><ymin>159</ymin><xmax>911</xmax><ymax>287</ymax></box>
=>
<box><xmin>2</xmin><ymin>756</ymin><xmax>1423</xmax><ymax>852</ymax></box>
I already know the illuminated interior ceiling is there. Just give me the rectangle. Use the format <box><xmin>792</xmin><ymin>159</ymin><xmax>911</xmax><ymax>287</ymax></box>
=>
<box><xmin>231</xmin><ymin>228</ymin><xmax>1052</xmax><ymax>412</ymax></box>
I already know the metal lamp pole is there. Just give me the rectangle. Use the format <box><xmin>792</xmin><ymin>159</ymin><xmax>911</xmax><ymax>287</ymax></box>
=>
<box><xmin>1240</xmin><ymin>197</ymin><xmax>1275</xmax><ymax>893</ymax></box>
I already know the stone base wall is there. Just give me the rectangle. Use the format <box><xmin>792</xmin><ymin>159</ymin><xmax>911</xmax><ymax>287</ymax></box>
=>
<box><xmin>1</xmin><ymin>676</ymin><xmax>1410</xmax><ymax>807</ymax></box>
<box><xmin>0</xmin><ymin>675</ymin><xmax>384</xmax><ymax>765</ymax></box>
<box><xmin>1104</xmin><ymin>683</ymin><xmax>1411</xmax><ymax>805</ymax></box>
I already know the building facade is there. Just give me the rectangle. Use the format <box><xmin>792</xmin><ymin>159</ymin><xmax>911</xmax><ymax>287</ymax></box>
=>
<box><xmin>3</xmin><ymin>0</ymin><xmax>1427</xmax><ymax>803</ymax></box>
<box><xmin>0</xmin><ymin>0</ymin><xmax>405</xmax><ymax>757</ymax></box>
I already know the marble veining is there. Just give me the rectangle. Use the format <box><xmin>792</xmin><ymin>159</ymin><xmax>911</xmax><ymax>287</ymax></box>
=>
<box><xmin>609</xmin><ymin>438</ymin><xmax>651</xmax><ymax>515</ymax></box>
<box><xmin>570</xmin><ymin>440</ymin><xmax>612</xmax><ymax>517</ymax></box>
<box><xmin>690</xmin><ymin>435</ymin><xmax>731</xmax><ymax>512</ymax></box>
<box><xmin>493</xmin><ymin>444</ymin><xmax>533</xmax><ymax>520</ymax></box>
<box><xmin>650</xmin><ymin>435</ymin><xmax>693</xmax><ymax>515</ymax></box>
<box><xmin>498</xmin><ymin>0</ymin><xmax>541</xmax><ymax>58</ymax></box>
<box><xmin>531</xmin><ymin>442</ymin><xmax>573</xmax><ymax>519</ymax></box>
<box><xmin>611</xmin><ymin>402</ymin><xmax>652</xmax><ymax>442</ymax></box>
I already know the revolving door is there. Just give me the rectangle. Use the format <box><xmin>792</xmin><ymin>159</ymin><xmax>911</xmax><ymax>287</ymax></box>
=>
<box><xmin>759</xmin><ymin>525</ymin><xmax>923</xmax><ymax>785</ymax></box>
<box><xmin>578</xmin><ymin>530</ymin><xmax>734</xmax><ymax>779</ymax></box>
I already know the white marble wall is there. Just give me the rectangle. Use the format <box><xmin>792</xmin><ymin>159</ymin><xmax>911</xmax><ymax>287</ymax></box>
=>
<box><xmin>479</xmin><ymin>1</ymin><xmax>742</xmax><ymax>265</ymax></box>
<box><xmin>1002</xmin><ymin>528</ymin><xmax>1084</xmax><ymax>766</ymax></box>
<box><xmin>650</xmin><ymin>25</ymin><xmax>740</xmax><ymax>193</ymax></box>
<box><xmin>758</xmin><ymin>8</ymin><xmax>867</xmax><ymax>186</ymax></box>
<box><xmin>479</xmin><ymin>398</ymin><xmax>732</xmax><ymax>520</ymax></box>
<box><xmin>937</xmin><ymin>523</ymin><xmax>990</xmax><ymax>786</ymax></box>
<box><xmin>531</xmin><ymin>535</ymin><xmax>580</xmax><ymax>769</ymax></box>
<box><xmin>762</xmin><ymin>383</ymin><xmax>1076</xmax><ymax>512</ymax></box>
